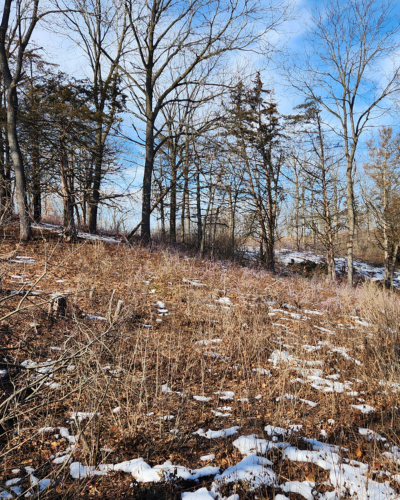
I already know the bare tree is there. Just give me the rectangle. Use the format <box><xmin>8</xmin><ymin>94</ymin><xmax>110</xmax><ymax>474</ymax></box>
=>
<box><xmin>292</xmin><ymin>101</ymin><xmax>345</xmax><ymax>280</ymax></box>
<box><xmin>287</xmin><ymin>0</ymin><xmax>400</xmax><ymax>284</ymax></box>
<box><xmin>0</xmin><ymin>0</ymin><xmax>44</xmax><ymax>240</ymax></box>
<box><xmin>57</xmin><ymin>0</ymin><xmax>127</xmax><ymax>233</ymax></box>
<box><xmin>106</xmin><ymin>0</ymin><xmax>289</xmax><ymax>240</ymax></box>
<box><xmin>155</xmin><ymin>80</ymin><xmax>219</xmax><ymax>243</ymax></box>
<box><xmin>0</xmin><ymin>80</ymin><xmax>12</xmax><ymax>217</ymax></box>
<box><xmin>363</xmin><ymin>127</ymin><xmax>400</xmax><ymax>288</ymax></box>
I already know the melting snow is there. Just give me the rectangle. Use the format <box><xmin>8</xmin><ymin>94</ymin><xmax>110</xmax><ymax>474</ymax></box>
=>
<box><xmin>308</xmin><ymin>376</ymin><xmax>353</xmax><ymax>393</ymax></box>
<box><xmin>181</xmin><ymin>488</ymin><xmax>214</xmax><ymax>499</ymax></box>
<box><xmin>268</xmin><ymin>350</ymin><xmax>295</xmax><ymax>367</ymax></box>
<box><xmin>214</xmin><ymin>391</ymin><xmax>234</xmax><ymax>400</ymax></box>
<box><xmin>196</xmin><ymin>339</ymin><xmax>222</xmax><ymax>346</ymax></box>
<box><xmin>281</xmin><ymin>481</ymin><xmax>315</xmax><ymax>500</ymax></box>
<box><xmin>70</xmin><ymin>458</ymin><xmax>219</xmax><ymax>483</ymax></box>
<box><xmin>194</xmin><ymin>427</ymin><xmax>240</xmax><ymax>439</ymax></box>
<box><xmin>193</xmin><ymin>396</ymin><xmax>211</xmax><ymax>403</ymax></box>
<box><xmin>212</xmin><ymin>410</ymin><xmax>231</xmax><ymax>417</ymax></box>
<box><xmin>329</xmin><ymin>347</ymin><xmax>361</xmax><ymax>365</ymax></box>
<box><xmin>276</xmin><ymin>248</ymin><xmax>400</xmax><ymax>290</ymax></box>
<box><xmin>183</xmin><ymin>279</ymin><xmax>206</xmax><ymax>287</ymax></box>
<box><xmin>283</xmin><ymin>447</ymin><xmax>340</xmax><ymax>470</ymax></box>
<box><xmin>329</xmin><ymin>463</ymin><xmax>396</xmax><ymax>499</ymax></box>
<box><xmin>351</xmin><ymin>404</ymin><xmax>376</xmax><ymax>414</ymax></box>
<box><xmin>214</xmin><ymin>455</ymin><xmax>276</xmax><ymax>489</ymax></box>
<box><xmin>276</xmin><ymin>394</ymin><xmax>318</xmax><ymax>407</ymax></box>
<box><xmin>70</xmin><ymin>412</ymin><xmax>99</xmax><ymax>422</ymax></box>
<box><xmin>216</xmin><ymin>297</ymin><xmax>232</xmax><ymax>306</ymax></box>
<box><xmin>359</xmin><ymin>428</ymin><xmax>386</xmax><ymax>441</ymax></box>
<box><xmin>233</xmin><ymin>435</ymin><xmax>284</xmax><ymax>455</ymax></box>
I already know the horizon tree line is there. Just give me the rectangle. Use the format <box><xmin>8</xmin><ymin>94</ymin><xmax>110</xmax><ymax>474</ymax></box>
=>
<box><xmin>1</xmin><ymin>0</ymin><xmax>400</xmax><ymax>287</ymax></box>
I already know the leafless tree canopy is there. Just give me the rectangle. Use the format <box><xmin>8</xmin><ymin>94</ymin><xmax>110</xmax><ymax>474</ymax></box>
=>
<box><xmin>0</xmin><ymin>0</ymin><xmax>399</xmax><ymax>283</ymax></box>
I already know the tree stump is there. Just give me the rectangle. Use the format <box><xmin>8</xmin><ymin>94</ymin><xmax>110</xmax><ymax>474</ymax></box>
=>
<box><xmin>48</xmin><ymin>293</ymin><xmax>67</xmax><ymax>317</ymax></box>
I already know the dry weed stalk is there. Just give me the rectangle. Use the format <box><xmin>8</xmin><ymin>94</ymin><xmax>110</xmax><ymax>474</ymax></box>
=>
<box><xmin>1</xmin><ymin>237</ymin><xmax>400</xmax><ymax>498</ymax></box>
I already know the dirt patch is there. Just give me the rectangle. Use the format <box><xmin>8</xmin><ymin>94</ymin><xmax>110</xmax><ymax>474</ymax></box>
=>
<box><xmin>288</xmin><ymin>259</ymin><xmax>328</xmax><ymax>276</ymax></box>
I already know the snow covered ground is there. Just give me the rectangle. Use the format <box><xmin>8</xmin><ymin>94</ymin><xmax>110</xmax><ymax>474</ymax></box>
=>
<box><xmin>3</xmin><ymin>239</ymin><xmax>400</xmax><ymax>499</ymax></box>
<box><xmin>4</xmin><ymin>420</ymin><xmax>398</xmax><ymax>499</ymax></box>
<box><xmin>32</xmin><ymin>222</ymin><xmax>122</xmax><ymax>244</ymax></box>
<box><xmin>3</xmin><ymin>314</ymin><xmax>399</xmax><ymax>500</ymax></box>
<box><xmin>272</xmin><ymin>248</ymin><xmax>400</xmax><ymax>286</ymax></box>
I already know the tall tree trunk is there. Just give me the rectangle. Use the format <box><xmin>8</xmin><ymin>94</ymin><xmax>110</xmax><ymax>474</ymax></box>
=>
<box><xmin>200</xmin><ymin>211</ymin><xmax>207</xmax><ymax>256</ymax></box>
<box><xmin>266</xmin><ymin>202</ymin><xmax>275</xmax><ymax>271</ymax></box>
<box><xmin>324</xmin><ymin>186</ymin><xmax>336</xmax><ymax>281</ymax></box>
<box><xmin>60</xmin><ymin>148</ymin><xmax>76</xmax><ymax>242</ymax></box>
<box><xmin>265</xmin><ymin>237</ymin><xmax>274</xmax><ymax>271</ymax></box>
<box><xmin>182</xmin><ymin>138</ymin><xmax>190</xmax><ymax>242</ymax></box>
<box><xmin>317</xmin><ymin>112</ymin><xmax>336</xmax><ymax>282</ymax></box>
<box><xmin>211</xmin><ymin>206</ymin><xmax>220</xmax><ymax>260</ymax></box>
<box><xmin>75</xmin><ymin>203</ymin><xmax>81</xmax><ymax>229</ymax></box>
<box><xmin>265</xmin><ymin>159</ymin><xmax>277</xmax><ymax>272</ymax></box>
<box><xmin>301</xmin><ymin>185</ymin><xmax>306</xmax><ymax>249</ymax></box>
<box><xmin>4</xmin><ymin>133</ymin><xmax>11</xmax><ymax>208</ymax></box>
<box><xmin>6</xmin><ymin>87</ymin><xmax>31</xmax><ymax>240</ymax></box>
<box><xmin>258</xmin><ymin>208</ymin><xmax>267</xmax><ymax>265</ymax></box>
<box><xmin>32</xmin><ymin>174</ymin><xmax>41</xmax><ymax>222</ymax></box>
<box><xmin>389</xmin><ymin>244</ymin><xmax>399</xmax><ymax>289</ymax></box>
<box><xmin>294</xmin><ymin>168</ymin><xmax>300</xmax><ymax>251</ymax></box>
<box><xmin>141</xmin><ymin>44</ymin><xmax>156</xmax><ymax>242</ymax></box>
<box><xmin>383</xmin><ymin>230</ymin><xmax>390</xmax><ymax>288</ymax></box>
<box><xmin>181</xmin><ymin>184</ymin><xmax>185</xmax><ymax>242</ymax></box>
<box><xmin>32</xmin><ymin>132</ymin><xmax>41</xmax><ymax>222</ymax></box>
<box><xmin>0</xmin><ymin>0</ymin><xmax>39</xmax><ymax>241</ymax></box>
<box><xmin>184</xmin><ymin>193</ymin><xmax>190</xmax><ymax>239</ymax></box>
<box><xmin>228</xmin><ymin>191</ymin><xmax>235</xmax><ymax>259</ymax></box>
<box><xmin>346</xmin><ymin>159</ymin><xmax>355</xmax><ymax>285</ymax></box>
<box><xmin>196</xmin><ymin>168</ymin><xmax>202</xmax><ymax>249</ymax></box>
<box><xmin>333</xmin><ymin>178</ymin><xmax>339</xmax><ymax>245</ymax></box>
<box><xmin>169</xmin><ymin>147</ymin><xmax>177</xmax><ymax>243</ymax></box>
<box><xmin>83</xmin><ymin>159</ymin><xmax>93</xmax><ymax>227</ymax></box>
<box><xmin>181</xmin><ymin>182</ymin><xmax>190</xmax><ymax>243</ymax></box>
<box><xmin>82</xmin><ymin>198</ymin><xmax>87</xmax><ymax>226</ymax></box>
<box><xmin>311</xmin><ymin>188</ymin><xmax>316</xmax><ymax>251</ymax></box>
<box><xmin>323</xmin><ymin>195</ymin><xmax>336</xmax><ymax>281</ymax></box>
<box><xmin>88</xmin><ymin>136</ymin><xmax>104</xmax><ymax>233</ymax></box>
<box><xmin>142</xmin><ymin>116</ymin><xmax>154</xmax><ymax>241</ymax></box>
<box><xmin>326</xmin><ymin>245</ymin><xmax>336</xmax><ymax>281</ymax></box>
<box><xmin>0</xmin><ymin>124</ymin><xmax>6</xmax><ymax>213</ymax></box>
<box><xmin>160</xmin><ymin>194</ymin><xmax>166</xmax><ymax>238</ymax></box>
<box><xmin>200</xmin><ymin>187</ymin><xmax>213</xmax><ymax>256</ymax></box>
<box><xmin>382</xmin><ymin>160</ymin><xmax>390</xmax><ymax>289</ymax></box>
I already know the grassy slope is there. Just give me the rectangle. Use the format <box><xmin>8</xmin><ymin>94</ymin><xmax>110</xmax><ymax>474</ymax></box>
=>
<box><xmin>1</xmin><ymin>226</ymin><xmax>400</xmax><ymax>499</ymax></box>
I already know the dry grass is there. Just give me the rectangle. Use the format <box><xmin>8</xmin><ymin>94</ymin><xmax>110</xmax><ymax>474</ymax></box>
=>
<box><xmin>1</xmin><ymin>226</ymin><xmax>400</xmax><ymax>498</ymax></box>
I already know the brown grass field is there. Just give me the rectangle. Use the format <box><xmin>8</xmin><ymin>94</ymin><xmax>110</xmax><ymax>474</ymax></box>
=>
<box><xmin>1</xmin><ymin>224</ymin><xmax>400</xmax><ymax>499</ymax></box>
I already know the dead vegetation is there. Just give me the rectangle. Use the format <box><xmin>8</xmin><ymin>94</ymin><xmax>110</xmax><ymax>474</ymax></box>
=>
<box><xmin>1</xmin><ymin>226</ymin><xmax>400</xmax><ymax>499</ymax></box>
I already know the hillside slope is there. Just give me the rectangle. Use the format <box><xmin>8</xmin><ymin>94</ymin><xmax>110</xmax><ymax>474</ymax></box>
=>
<box><xmin>1</xmin><ymin>228</ymin><xmax>400</xmax><ymax>499</ymax></box>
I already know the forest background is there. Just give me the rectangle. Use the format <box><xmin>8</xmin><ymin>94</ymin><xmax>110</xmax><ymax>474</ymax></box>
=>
<box><xmin>1</xmin><ymin>0</ymin><xmax>400</xmax><ymax>286</ymax></box>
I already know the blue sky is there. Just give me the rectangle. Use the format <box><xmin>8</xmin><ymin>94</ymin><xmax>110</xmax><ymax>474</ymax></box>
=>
<box><xmin>32</xmin><ymin>0</ymin><xmax>400</xmax><ymax>127</ymax></box>
<box><xmin>29</xmin><ymin>0</ymin><xmax>400</xmax><ymax>229</ymax></box>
